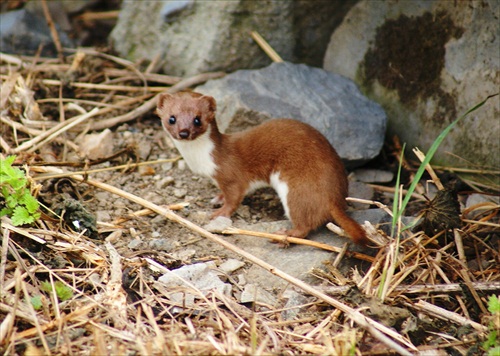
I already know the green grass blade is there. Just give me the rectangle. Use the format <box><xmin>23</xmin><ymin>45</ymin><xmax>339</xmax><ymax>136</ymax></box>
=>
<box><xmin>396</xmin><ymin>94</ymin><xmax>498</xmax><ymax>221</ymax></box>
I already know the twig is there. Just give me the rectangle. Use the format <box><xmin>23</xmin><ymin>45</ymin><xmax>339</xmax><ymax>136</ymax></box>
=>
<box><xmin>88</xmin><ymin>71</ymin><xmax>225</xmax><ymax>131</ymax></box>
<box><xmin>76</xmin><ymin>10</ymin><xmax>120</xmax><ymax>21</ymax></box>
<box><xmin>41</xmin><ymin>79</ymin><xmax>165</xmax><ymax>92</ymax></box>
<box><xmin>222</xmin><ymin>227</ymin><xmax>374</xmax><ymax>263</ymax></box>
<box><xmin>0</xmin><ymin>53</ymin><xmax>25</xmax><ymax>67</ymax></box>
<box><xmin>2</xmin><ymin>221</ymin><xmax>47</xmax><ymax>245</ymax></box>
<box><xmin>0</xmin><ymin>72</ymin><xmax>20</xmax><ymax>109</ymax></box>
<box><xmin>104</xmin><ymin>242</ymin><xmax>128</xmax><ymax>329</ymax></box>
<box><xmin>365</xmin><ymin>185</ymin><xmax>426</xmax><ymax>201</ymax></box>
<box><xmin>250</xmin><ymin>31</ymin><xmax>283</xmax><ymax>63</ymax></box>
<box><xmin>32</xmin><ymin>158</ymin><xmax>180</xmax><ymax>181</ymax></box>
<box><xmin>320</xmin><ymin>280</ymin><xmax>500</xmax><ymax>296</ymax></box>
<box><xmin>413</xmin><ymin>148</ymin><xmax>444</xmax><ymax>190</ymax></box>
<box><xmin>32</xmin><ymin>167</ymin><xmax>416</xmax><ymax>354</ymax></box>
<box><xmin>40</xmin><ymin>0</ymin><xmax>65</xmax><ymax>63</ymax></box>
<box><xmin>113</xmin><ymin>203</ymin><xmax>189</xmax><ymax>225</ymax></box>
<box><xmin>459</xmin><ymin>269</ymin><xmax>488</xmax><ymax>315</ymax></box>
<box><xmin>411</xmin><ymin>300</ymin><xmax>487</xmax><ymax>333</ymax></box>
<box><xmin>104</xmin><ymin>68</ymin><xmax>182</xmax><ymax>85</ymax></box>
<box><xmin>9</xmin><ymin>108</ymin><xmax>99</xmax><ymax>154</ymax></box>
<box><xmin>427</xmin><ymin>165</ymin><xmax>500</xmax><ymax>175</ymax></box>
<box><xmin>65</xmin><ymin>47</ymin><xmax>149</xmax><ymax>91</ymax></box>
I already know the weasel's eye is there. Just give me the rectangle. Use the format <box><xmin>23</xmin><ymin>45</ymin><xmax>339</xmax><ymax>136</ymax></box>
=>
<box><xmin>193</xmin><ymin>116</ymin><xmax>202</xmax><ymax>127</ymax></box>
<box><xmin>169</xmin><ymin>116</ymin><xmax>176</xmax><ymax>125</ymax></box>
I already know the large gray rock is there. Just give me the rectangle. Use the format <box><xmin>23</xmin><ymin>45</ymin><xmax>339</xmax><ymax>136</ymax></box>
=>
<box><xmin>324</xmin><ymin>0</ymin><xmax>500</xmax><ymax>180</ymax></box>
<box><xmin>0</xmin><ymin>8</ymin><xmax>74</xmax><ymax>56</ymax></box>
<box><xmin>109</xmin><ymin>1</ymin><xmax>355</xmax><ymax>76</ymax></box>
<box><xmin>196</xmin><ymin>62</ymin><xmax>387</xmax><ymax>166</ymax></box>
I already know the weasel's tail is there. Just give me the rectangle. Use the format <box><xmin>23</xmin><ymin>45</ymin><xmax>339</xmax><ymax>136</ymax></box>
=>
<box><xmin>330</xmin><ymin>206</ymin><xmax>369</xmax><ymax>246</ymax></box>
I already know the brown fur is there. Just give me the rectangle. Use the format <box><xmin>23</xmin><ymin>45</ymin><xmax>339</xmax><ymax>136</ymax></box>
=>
<box><xmin>156</xmin><ymin>92</ymin><xmax>368</xmax><ymax>245</ymax></box>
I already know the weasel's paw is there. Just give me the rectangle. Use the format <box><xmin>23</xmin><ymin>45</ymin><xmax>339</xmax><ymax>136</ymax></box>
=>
<box><xmin>271</xmin><ymin>229</ymin><xmax>291</xmax><ymax>248</ymax></box>
<box><xmin>210</xmin><ymin>194</ymin><xmax>224</xmax><ymax>206</ymax></box>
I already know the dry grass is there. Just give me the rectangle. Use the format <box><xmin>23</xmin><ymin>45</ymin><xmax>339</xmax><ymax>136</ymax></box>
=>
<box><xmin>1</xmin><ymin>47</ymin><xmax>499</xmax><ymax>355</ymax></box>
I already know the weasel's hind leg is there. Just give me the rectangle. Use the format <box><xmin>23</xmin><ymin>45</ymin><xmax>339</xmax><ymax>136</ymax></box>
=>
<box><xmin>284</xmin><ymin>185</ymin><xmax>330</xmax><ymax>239</ymax></box>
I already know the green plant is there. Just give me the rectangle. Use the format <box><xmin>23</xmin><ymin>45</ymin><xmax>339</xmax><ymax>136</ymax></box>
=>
<box><xmin>392</xmin><ymin>94</ymin><xmax>497</xmax><ymax>234</ymax></box>
<box><xmin>0</xmin><ymin>155</ymin><xmax>40</xmax><ymax>225</ymax></box>
<box><xmin>378</xmin><ymin>94</ymin><xmax>497</xmax><ymax>300</ymax></box>
<box><xmin>30</xmin><ymin>295</ymin><xmax>43</xmax><ymax>310</ymax></box>
<box><xmin>41</xmin><ymin>281</ymin><xmax>73</xmax><ymax>302</ymax></box>
<box><xmin>483</xmin><ymin>295</ymin><xmax>500</xmax><ymax>355</ymax></box>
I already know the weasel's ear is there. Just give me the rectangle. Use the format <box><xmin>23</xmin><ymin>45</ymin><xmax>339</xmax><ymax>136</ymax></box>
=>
<box><xmin>199</xmin><ymin>95</ymin><xmax>216</xmax><ymax>113</ymax></box>
<box><xmin>157</xmin><ymin>93</ymin><xmax>174</xmax><ymax>110</ymax></box>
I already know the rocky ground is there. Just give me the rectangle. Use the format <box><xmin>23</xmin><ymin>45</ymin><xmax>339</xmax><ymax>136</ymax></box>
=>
<box><xmin>1</xmin><ymin>2</ymin><xmax>499</xmax><ymax>354</ymax></box>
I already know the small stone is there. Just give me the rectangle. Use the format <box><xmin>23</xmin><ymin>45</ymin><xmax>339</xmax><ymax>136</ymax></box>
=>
<box><xmin>128</xmin><ymin>239</ymin><xmax>143</xmax><ymax>250</ymax></box>
<box><xmin>94</xmin><ymin>192</ymin><xmax>109</xmax><ymax>201</ymax></box>
<box><xmin>203</xmin><ymin>216</ymin><xmax>232</xmax><ymax>233</ymax></box>
<box><xmin>151</xmin><ymin>231</ymin><xmax>161</xmax><ymax>238</ymax></box>
<box><xmin>177</xmin><ymin>160</ymin><xmax>187</xmax><ymax>170</ymax></box>
<box><xmin>236</xmin><ymin>273</ymin><xmax>247</xmax><ymax>286</ymax></box>
<box><xmin>144</xmin><ymin>191</ymin><xmax>164</xmax><ymax>205</ymax></box>
<box><xmin>189</xmin><ymin>210</ymin><xmax>210</xmax><ymax>224</ymax></box>
<box><xmin>174</xmin><ymin>248</ymin><xmax>196</xmax><ymax>261</ymax></box>
<box><xmin>138</xmin><ymin>165</ymin><xmax>155</xmax><ymax>176</ymax></box>
<box><xmin>88</xmin><ymin>273</ymin><xmax>102</xmax><ymax>285</ymax></box>
<box><xmin>157</xmin><ymin>262</ymin><xmax>232</xmax><ymax>305</ymax></box>
<box><xmin>353</xmin><ymin>169</ymin><xmax>394</xmax><ymax>183</ymax></box>
<box><xmin>96</xmin><ymin>210</ymin><xmax>111</xmax><ymax>222</ymax></box>
<box><xmin>78</xmin><ymin>129</ymin><xmax>114</xmax><ymax>160</ymax></box>
<box><xmin>161</xmin><ymin>161</ymin><xmax>174</xmax><ymax>171</ymax></box>
<box><xmin>465</xmin><ymin>193</ymin><xmax>500</xmax><ymax>209</ymax></box>
<box><xmin>151</xmin><ymin>215</ymin><xmax>166</xmax><ymax>224</ymax></box>
<box><xmin>348</xmin><ymin>181</ymin><xmax>374</xmax><ymax>209</ymax></box>
<box><xmin>137</xmin><ymin>139</ymin><xmax>152</xmax><ymax>160</ymax></box>
<box><xmin>219</xmin><ymin>259</ymin><xmax>245</xmax><ymax>274</ymax></box>
<box><xmin>148</xmin><ymin>239</ymin><xmax>172</xmax><ymax>251</ymax></box>
<box><xmin>240</xmin><ymin>284</ymin><xmax>277</xmax><ymax>305</ymax></box>
<box><xmin>281</xmin><ymin>288</ymin><xmax>309</xmax><ymax>320</ymax></box>
<box><xmin>173</xmin><ymin>188</ymin><xmax>187</xmax><ymax>199</ymax></box>
<box><xmin>156</xmin><ymin>176</ymin><xmax>175</xmax><ymax>189</ymax></box>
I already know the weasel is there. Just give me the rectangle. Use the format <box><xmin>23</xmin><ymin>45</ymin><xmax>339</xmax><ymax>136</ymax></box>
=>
<box><xmin>156</xmin><ymin>91</ymin><xmax>368</xmax><ymax>245</ymax></box>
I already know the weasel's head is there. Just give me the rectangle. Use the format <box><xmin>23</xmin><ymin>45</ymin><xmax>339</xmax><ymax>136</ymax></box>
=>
<box><xmin>156</xmin><ymin>92</ymin><xmax>216</xmax><ymax>141</ymax></box>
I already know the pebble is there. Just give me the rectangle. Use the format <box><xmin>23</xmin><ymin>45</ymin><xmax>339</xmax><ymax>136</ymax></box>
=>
<box><xmin>173</xmin><ymin>188</ymin><xmax>187</xmax><ymax>198</ymax></box>
<box><xmin>128</xmin><ymin>239</ymin><xmax>143</xmax><ymax>250</ymax></box>
<box><xmin>157</xmin><ymin>262</ymin><xmax>232</xmax><ymax>306</ymax></box>
<box><xmin>177</xmin><ymin>159</ymin><xmax>187</xmax><ymax>170</ymax></box>
<box><xmin>78</xmin><ymin>129</ymin><xmax>114</xmax><ymax>160</ymax></box>
<box><xmin>161</xmin><ymin>161</ymin><xmax>174</xmax><ymax>171</ymax></box>
<box><xmin>203</xmin><ymin>216</ymin><xmax>232</xmax><ymax>233</ymax></box>
<box><xmin>353</xmin><ymin>169</ymin><xmax>394</xmax><ymax>183</ymax></box>
<box><xmin>240</xmin><ymin>284</ymin><xmax>277</xmax><ymax>305</ymax></box>
<box><xmin>218</xmin><ymin>259</ymin><xmax>245</xmax><ymax>274</ymax></box>
<box><xmin>156</xmin><ymin>176</ymin><xmax>175</xmax><ymax>189</ymax></box>
<box><xmin>348</xmin><ymin>181</ymin><xmax>374</xmax><ymax>209</ymax></box>
<box><xmin>189</xmin><ymin>210</ymin><xmax>210</xmax><ymax>224</ymax></box>
<box><xmin>138</xmin><ymin>165</ymin><xmax>155</xmax><ymax>176</ymax></box>
<box><xmin>96</xmin><ymin>210</ymin><xmax>111</xmax><ymax>222</ymax></box>
<box><xmin>148</xmin><ymin>238</ymin><xmax>173</xmax><ymax>251</ymax></box>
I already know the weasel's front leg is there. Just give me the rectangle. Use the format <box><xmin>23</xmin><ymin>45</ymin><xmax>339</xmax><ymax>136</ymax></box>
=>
<box><xmin>210</xmin><ymin>183</ymin><xmax>246</xmax><ymax>219</ymax></box>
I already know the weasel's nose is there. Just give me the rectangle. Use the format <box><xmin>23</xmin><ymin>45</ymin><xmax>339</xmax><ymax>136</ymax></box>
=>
<box><xmin>179</xmin><ymin>130</ymin><xmax>190</xmax><ymax>139</ymax></box>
